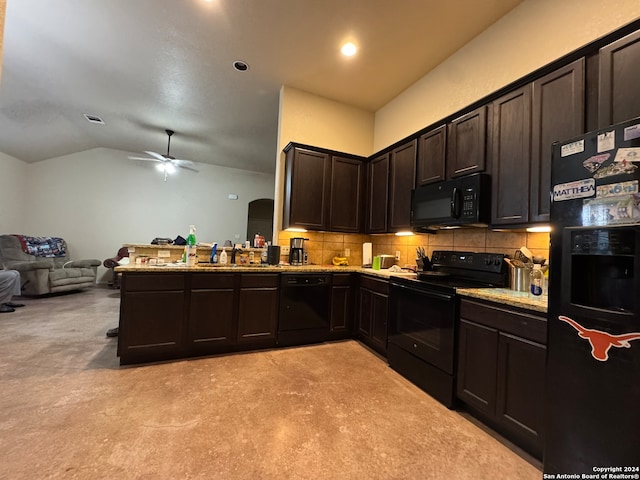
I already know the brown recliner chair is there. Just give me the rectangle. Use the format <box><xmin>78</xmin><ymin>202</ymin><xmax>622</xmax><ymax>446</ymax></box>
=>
<box><xmin>103</xmin><ymin>247</ymin><xmax>129</xmax><ymax>289</ymax></box>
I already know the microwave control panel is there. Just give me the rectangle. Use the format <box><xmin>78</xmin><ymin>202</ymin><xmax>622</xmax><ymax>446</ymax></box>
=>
<box><xmin>461</xmin><ymin>187</ymin><xmax>476</xmax><ymax>218</ymax></box>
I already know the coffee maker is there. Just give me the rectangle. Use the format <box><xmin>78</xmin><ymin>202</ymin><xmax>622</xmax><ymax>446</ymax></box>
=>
<box><xmin>289</xmin><ymin>237</ymin><xmax>308</xmax><ymax>265</ymax></box>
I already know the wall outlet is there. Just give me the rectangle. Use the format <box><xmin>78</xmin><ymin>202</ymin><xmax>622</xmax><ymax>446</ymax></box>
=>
<box><xmin>344</xmin><ymin>248</ymin><xmax>350</xmax><ymax>257</ymax></box>
<box><xmin>395</xmin><ymin>250</ymin><xmax>401</xmax><ymax>261</ymax></box>
<box><xmin>281</xmin><ymin>246</ymin><xmax>290</xmax><ymax>256</ymax></box>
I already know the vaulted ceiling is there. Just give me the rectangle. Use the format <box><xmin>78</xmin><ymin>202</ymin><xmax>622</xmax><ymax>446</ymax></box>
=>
<box><xmin>0</xmin><ymin>0</ymin><xmax>521</xmax><ymax>173</ymax></box>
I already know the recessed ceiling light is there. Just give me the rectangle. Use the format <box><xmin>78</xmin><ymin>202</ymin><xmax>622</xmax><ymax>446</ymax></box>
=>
<box><xmin>341</xmin><ymin>42</ymin><xmax>357</xmax><ymax>57</ymax></box>
<box><xmin>233</xmin><ymin>60</ymin><xmax>249</xmax><ymax>72</ymax></box>
<box><xmin>83</xmin><ymin>113</ymin><xmax>105</xmax><ymax>125</ymax></box>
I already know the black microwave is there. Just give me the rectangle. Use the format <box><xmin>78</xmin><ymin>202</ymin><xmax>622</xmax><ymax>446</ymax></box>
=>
<box><xmin>411</xmin><ymin>173</ymin><xmax>491</xmax><ymax>229</ymax></box>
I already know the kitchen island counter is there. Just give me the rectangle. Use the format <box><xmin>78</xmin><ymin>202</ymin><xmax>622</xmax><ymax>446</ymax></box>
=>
<box><xmin>115</xmin><ymin>264</ymin><xmax>546</xmax><ymax>312</ymax></box>
<box><xmin>115</xmin><ymin>263</ymin><xmax>418</xmax><ymax>279</ymax></box>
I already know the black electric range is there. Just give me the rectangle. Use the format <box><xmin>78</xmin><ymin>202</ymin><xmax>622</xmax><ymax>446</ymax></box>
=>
<box><xmin>401</xmin><ymin>250</ymin><xmax>508</xmax><ymax>291</ymax></box>
<box><xmin>388</xmin><ymin>250</ymin><xmax>508</xmax><ymax>408</ymax></box>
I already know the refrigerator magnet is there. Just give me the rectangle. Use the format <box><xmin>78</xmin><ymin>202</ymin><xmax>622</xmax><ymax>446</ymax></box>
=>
<box><xmin>582</xmin><ymin>153</ymin><xmax>610</xmax><ymax>173</ymax></box>
<box><xmin>558</xmin><ymin>316</ymin><xmax>640</xmax><ymax>362</ymax></box>
<box><xmin>593</xmin><ymin>160</ymin><xmax>638</xmax><ymax>178</ymax></box>
<box><xmin>582</xmin><ymin>195</ymin><xmax>640</xmax><ymax>225</ymax></box>
<box><xmin>596</xmin><ymin>180</ymin><xmax>638</xmax><ymax>198</ymax></box>
<box><xmin>623</xmin><ymin>123</ymin><xmax>640</xmax><ymax>141</ymax></box>
<box><xmin>553</xmin><ymin>178</ymin><xmax>595</xmax><ymax>202</ymax></box>
<box><xmin>560</xmin><ymin>139</ymin><xmax>584</xmax><ymax>157</ymax></box>
<box><xmin>613</xmin><ymin>147</ymin><xmax>640</xmax><ymax>163</ymax></box>
<box><xmin>597</xmin><ymin>130</ymin><xmax>615</xmax><ymax>153</ymax></box>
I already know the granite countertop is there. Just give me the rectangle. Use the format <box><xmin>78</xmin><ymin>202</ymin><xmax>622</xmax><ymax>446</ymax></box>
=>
<box><xmin>114</xmin><ymin>263</ymin><xmax>546</xmax><ymax>313</ymax></box>
<box><xmin>456</xmin><ymin>288</ymin><xmax>548</xmax><ymax>313</ymax></box>
<box><xmin>114</xmin><ymin>263</ymin><xmax>416</xmax><ymax>279</ymax></box>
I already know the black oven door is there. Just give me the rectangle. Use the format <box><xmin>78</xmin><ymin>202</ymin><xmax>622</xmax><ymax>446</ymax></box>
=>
<box><xmin>389</xmin><ymin>282</ymin><xmax>457</xmax><ymax>374</ymax></box>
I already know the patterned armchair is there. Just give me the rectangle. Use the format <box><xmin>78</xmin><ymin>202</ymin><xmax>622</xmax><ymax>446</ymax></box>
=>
<box><xmin>0</xmin><ymin>235</ymin><xmax>101</xmax><ymax>296</ymax></box>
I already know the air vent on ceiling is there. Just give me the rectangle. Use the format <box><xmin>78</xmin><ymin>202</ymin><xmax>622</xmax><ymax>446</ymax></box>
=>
<box><xmin>83</xmin><ymin>113</ymin><xmax>105</xmax><ymax>125</ymax></box>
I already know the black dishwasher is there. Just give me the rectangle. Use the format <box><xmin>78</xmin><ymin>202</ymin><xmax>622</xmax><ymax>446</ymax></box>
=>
<box><xmin>278</xmin><ymin>274</ymin><xmax>331</xmax><ymax>347</ymax></box>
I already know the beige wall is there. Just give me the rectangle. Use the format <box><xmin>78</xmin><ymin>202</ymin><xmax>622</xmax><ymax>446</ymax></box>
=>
<box><xmin>374</xmin><ymin>0</ymin><xmax>640</xmax><ymax>151</ymax></box>
<box><xmin>273</xmin><ymin>86</ymin><xmax>375</xmax><ymax>239</ymax></box>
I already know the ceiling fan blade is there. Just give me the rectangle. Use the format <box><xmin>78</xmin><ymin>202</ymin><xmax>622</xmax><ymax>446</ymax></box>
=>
<box><xmin>144</xmin><ymin>150</ymin><xmax>168</xmax><ymax>162</ymax></box>
<box><xmin>128</xmin><ymin>156</ymin><xmax>161</xmax><ymax>162</ymax></box>
<box><xmin>172</xmin><ymin>158</ymin><xmax>195</xmax><ymax>167</ymax></box>
<box><xmin>178</xmin><ymin>164</ymin><xmax>199</xmax><ymax>173</ymax></box>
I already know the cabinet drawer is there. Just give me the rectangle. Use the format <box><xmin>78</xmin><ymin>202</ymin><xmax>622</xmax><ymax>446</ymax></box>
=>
<box><xmin>191</xmin><ymin>273</ymin><xmax>235</xmax><ymax>289</ymax></box>
<box><xmin>360</xmin><ymin>275</ymin><xmax>389</xmax><ymax>295</ymax></box>
<box><xmin>124</xmin><ymin>273</ymin><xmax>185</xmax><ymax>291</ymax></box>
<box><xmin>240</xmin><ymin>273</ymin><xmax>279</xmax><ymax>288</ymax></box>
<box><xmin>332</xmin><ymin>273</ymin><xmax>352</xmax><ymax>286</ymax></box>
<box><xmin>459</xmin><ymin>299</ymin><xmax>547</xmax><ymax>345</ymax></box>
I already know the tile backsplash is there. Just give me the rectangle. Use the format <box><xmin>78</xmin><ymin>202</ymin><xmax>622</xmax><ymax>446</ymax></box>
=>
<box><xmin>277</xmin><ymin>229</ymin><xmax>550</xmax><ymax>267</ymax></box>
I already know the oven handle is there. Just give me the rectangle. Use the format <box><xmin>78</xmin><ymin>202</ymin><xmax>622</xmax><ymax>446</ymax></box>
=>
<box><xmin>391</xmin><ymin>282</ymin><xmax>455</xmax><ymax>302</ymax></box>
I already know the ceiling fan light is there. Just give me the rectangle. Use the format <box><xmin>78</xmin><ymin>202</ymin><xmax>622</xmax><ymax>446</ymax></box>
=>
<box><xmin>165</xmin><ymin>163</ymin><xmax>176</xmax><ymax>174</ymax></box>
<box><xmin>156</xmin><ymin>163</ymin><xmax>165</xmax><ymax>172</ymax></box>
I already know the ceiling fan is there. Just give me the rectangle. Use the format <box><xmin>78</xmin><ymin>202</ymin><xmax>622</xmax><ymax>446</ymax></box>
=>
<box><xmin>128</xmin><ymin>129</ymin><xmax>199</xmax><ymax>181</ymax></box>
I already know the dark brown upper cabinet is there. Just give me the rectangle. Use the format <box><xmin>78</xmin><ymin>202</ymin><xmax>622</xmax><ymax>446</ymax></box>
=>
<box><xmin>490</xmin><ymin>85</ymin><xmax>532</xmax><ymax>226</ymax></box>
<box><xmin>447</xmin><ymin>106</ymin><xmax>488</xmax><ymax>178</ymax></box>
<box><xmin>599</xmin><ymin>29</ymin><xmax>640</xmax><ymax>127</ymax></box>
<box><xmin>530</xmin><ymin>59</ymin><xmax>585</xmax><ymax>223</ymax></box>
<box><xmin>329</xmin><ymin>156</ymin><xmax>365</xmax><ymax>233</ymax></box>
<box><xmin>283</xmin><ymin>146</ymin><xmax>331</xmax><ymax>230</ymax></box>
<box><xmin>417</xmin><ymin>125</ymin><xmax>447</xmax><ymax>186</ymax></box>
<box><xmin>283</xmin><ymin>144</ymin><xmax>364</xmax><ymax>233</ymax></box>
<box><xmin>366</xmin><ymin>153</ymin><xmax>390</xmax><ymax>233</ymax></box>
<box><xmin>388</xmin><ymin>139</ymin><xmax>417</xmax><ymax>232</ymax></box>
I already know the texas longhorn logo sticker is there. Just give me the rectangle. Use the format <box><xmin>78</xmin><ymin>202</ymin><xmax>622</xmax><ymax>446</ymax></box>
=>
<box><xmin>559</xmin><ymin>316</ymin><xmax>640</xmax><ymax>361</ymax></box>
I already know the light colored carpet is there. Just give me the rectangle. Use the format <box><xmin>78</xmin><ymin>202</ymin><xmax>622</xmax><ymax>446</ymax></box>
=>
<box><xmin>0</xmin><ymin>286</ymin><xmax>541</xmax><ymax>479</ymax></box>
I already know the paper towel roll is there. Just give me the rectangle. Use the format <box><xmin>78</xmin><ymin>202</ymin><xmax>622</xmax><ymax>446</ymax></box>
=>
<box><xmin>362</xmin><ymin>242</ymin><xmax>372</xmax><ymax>267</ymax></box>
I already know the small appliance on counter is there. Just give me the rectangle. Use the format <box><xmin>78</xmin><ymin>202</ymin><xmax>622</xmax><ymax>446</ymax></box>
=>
<box><xmin>289</xmin><ymin>237</ymin><xmax>308</xmax><ymax>266</ymax></box>
<box><xmin>378</xmin><ymin>254</ymin><xmax>396</xmax><ymax>269</ymax></box>
<box><xmin>267</xmin><ymin>245</ymin><xmax>281</xmax><ymax>265</ymax></box>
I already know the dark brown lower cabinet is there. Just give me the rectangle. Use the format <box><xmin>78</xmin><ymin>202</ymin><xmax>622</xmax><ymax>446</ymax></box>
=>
<box><xmin>237</xmin><ymin>274</ymin><xmax>279</xmax><ymax>346</ymax></box>
<box><xmin>118</xmin><ymin>273</ymin><xmax>186</xmax><ymax>364</ymax></box>
<box><xmin>457</xmin><ymin>298</ymin><xmax>546</xmax><ymax>459</ymax></box>
<box><xmin>118</xmin><ymin>272</ymin><xmax>279</xmax><ymax>364</ymax></box>
<box><xmin>330</xmin><ymin>273</ymin><xmax>354</xmax><ymax>339</ymax></box>
<box><xmin>187</xmin><ymin>274</ymin><xmax>236</xmax><ymax>353</ymax></box>
<box><xmin>357</xmin><ymin>276</ymin><xmax>389</xmax><ymax>355</ymax></box>
<box><xmin>457</xmin><ymin>320</ymin><xmax>498</xmax><ymax>415</ymax></box>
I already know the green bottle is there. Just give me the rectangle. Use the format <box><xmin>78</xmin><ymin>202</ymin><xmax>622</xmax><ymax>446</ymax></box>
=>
<box><xmin>186</xmin><ymin>225</ymin><xmax>197</xmax><ymax>266</ymax></box>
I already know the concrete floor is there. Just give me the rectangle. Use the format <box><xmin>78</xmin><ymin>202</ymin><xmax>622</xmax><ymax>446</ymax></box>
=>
<box><xmin>0</xmin><ymin>286</ymin><xmax>542</xmax><ymax>479</ymax></box>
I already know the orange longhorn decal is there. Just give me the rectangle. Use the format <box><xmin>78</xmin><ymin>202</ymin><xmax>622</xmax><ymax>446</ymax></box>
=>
<box><xmin>559</xmin><ymin>316</ymin><xmax>640</xmax><ymax>361</ymax></box>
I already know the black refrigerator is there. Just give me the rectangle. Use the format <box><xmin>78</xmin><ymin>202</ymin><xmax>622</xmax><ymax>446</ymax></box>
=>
<box><xmin>545</xmin><ymin>117</ymin><xmax>640</xmax><ymax>475</ymax></box>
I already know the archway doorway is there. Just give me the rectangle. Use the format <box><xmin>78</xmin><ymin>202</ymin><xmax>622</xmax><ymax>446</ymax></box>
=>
<box><xmin>246</xmin><ymin>198</ymin><xmax>274</xmax><ymax>244</ymax></box>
